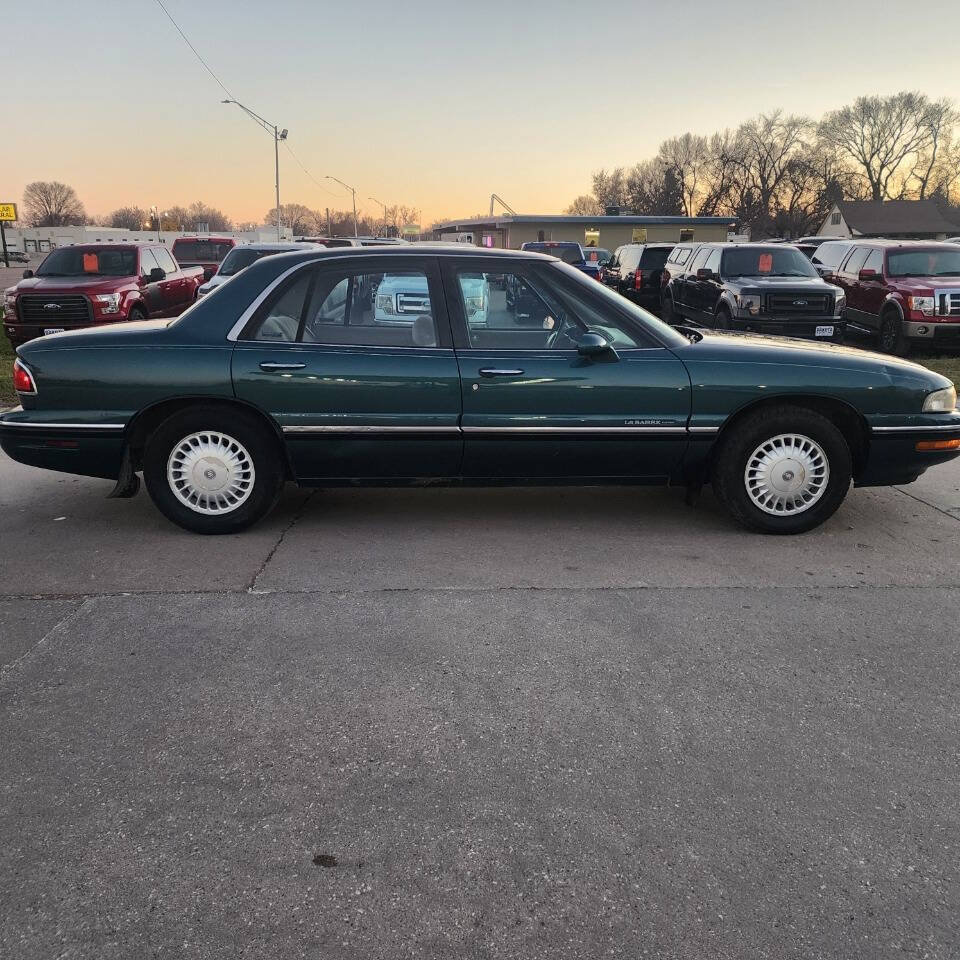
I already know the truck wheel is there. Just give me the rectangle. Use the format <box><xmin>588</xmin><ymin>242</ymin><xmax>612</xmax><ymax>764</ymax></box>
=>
<box><xmin>714</xmin><ymin>307</ymin><xmax>731</xmax><ymax>331</ymax></box>
<box><xmin>129</xmin><ymin>306</ymin><xmax>147</xmax><ymax>322</ymax></box>
<box><xmin>142</xmin><ymin>406</ymin><xmax>286</xmax><ymax>534</ymax></box>
<box><xmin>879</xmin><ymin>308</ymin><xmax>911</xmax><ymax>356</ymax></box>
<box><xmin>712</xmin><ymin>404</ymin><xmax>852</xmax><ymax>535</ymax></box>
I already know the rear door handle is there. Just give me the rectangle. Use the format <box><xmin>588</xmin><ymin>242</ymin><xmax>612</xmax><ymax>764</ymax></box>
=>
<box><xmin>479</xmin><ymin>368</ymin><xmax>524</xmax><ymax>377</ymax></box>
<box><xmin>259</xmin><ymin>362</ymin><xmax>307</xmax><ymax>371</ymax></box>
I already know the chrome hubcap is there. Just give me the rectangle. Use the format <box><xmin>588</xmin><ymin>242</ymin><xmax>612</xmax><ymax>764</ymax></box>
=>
<box><xmin>166</xmin><ymin>431</ymin><xmax>255</xmax><ymax>516</ymax></box>
<box><xmin>744</xmin><ymin>433</ymin><xmax>829</xmax><ymax>516</ymax></box>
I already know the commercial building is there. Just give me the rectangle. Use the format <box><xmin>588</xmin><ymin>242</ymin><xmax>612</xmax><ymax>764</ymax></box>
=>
<box><xmin>431</xmin><ymin>214</ymin><xmax>737</xmax><ymax>250</ymax></box>
<box><xmin>818</xmin><ymin>200</ymin><xmax>960</xmax><ymax>241</ymax></box>
<box><xmin>2</xmin><ymin>225</ymin><xmax>292</xmax><ymax>256</ymax></box>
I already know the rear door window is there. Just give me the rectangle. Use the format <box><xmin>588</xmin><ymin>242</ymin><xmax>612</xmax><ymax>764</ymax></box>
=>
<box><xmin>841</xmin><ymin>248</ymin><xmax>868</xmax><ymax>276</ymax></box>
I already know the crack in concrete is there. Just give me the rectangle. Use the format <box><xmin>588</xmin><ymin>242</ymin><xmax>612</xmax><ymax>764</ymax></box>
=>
<box><xmin>0</xmin><ymin>597</ymin><xmax>94</xmax><ymax>681</ymax></box>
<box><xmin>247</xmin><ymin>490</ymin><xmax>318</xmax><ymax>593</ymax></box>
<box><xmin>893</xmin><ymin>485</ymin><xmax>960</xmax><ymax>523</ymax></box>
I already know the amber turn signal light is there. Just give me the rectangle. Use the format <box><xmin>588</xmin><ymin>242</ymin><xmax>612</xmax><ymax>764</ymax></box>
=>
<box><xmin>915</xmin><ymin>439</ymin><xmax>960</xmax><ymax>451</ymax></box>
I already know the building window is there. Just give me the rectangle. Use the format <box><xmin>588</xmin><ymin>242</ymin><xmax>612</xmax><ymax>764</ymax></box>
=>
<box><xmin>584</xmin><ymin>228</ymin><xmax>600</xmax><ymax>247</ymax></box>
<box><xmin>831</xmin><ymin>211</ymin><xmax>841</xmax><ymax>225</ymax></box>
<box><xmin>679</xmin><ymin>229</ymin><xmax>695</xmax><ymax>242</ymax></box>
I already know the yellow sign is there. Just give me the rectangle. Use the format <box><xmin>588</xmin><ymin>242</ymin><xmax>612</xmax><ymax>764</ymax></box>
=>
<box><xmin>631</xmin><ymin>227</ymin><xmax>648</xmax><ymax>243</ymax></box>
<box><xmin>0</xmin><ymin>203</ymin><xmax>17</xmax><ymax>222</ymax></box>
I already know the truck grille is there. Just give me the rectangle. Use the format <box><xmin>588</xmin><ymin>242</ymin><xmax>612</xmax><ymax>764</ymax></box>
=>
<box><xmin>935</xmin><ymin>289</ymin><xmax>960</xmax><ymax>317</ymax></box>
<box><xmin>18</xmin><ymin>295</ymin><xmax>92</xmax><ymax>325</ymax></box>
<box><xmin>766</xmin><ymin>293</ymin><xmax>831</xmax><ymax>316</ymax></box>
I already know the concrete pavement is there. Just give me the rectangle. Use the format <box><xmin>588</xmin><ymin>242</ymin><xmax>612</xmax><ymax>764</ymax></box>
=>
<box><xmin>1</xmin><ymin>455</ymin><xmax>959</xmax><ymax>958</ymax></box>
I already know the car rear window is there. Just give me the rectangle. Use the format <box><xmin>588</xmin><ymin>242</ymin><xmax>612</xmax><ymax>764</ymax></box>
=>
<box><xmin>172</xmin><ymin>240</ymin><xmax>234</xmax><ymax>263</ymax></box>
<box><xmin>525</xmin><ymin>243</ymin><xmax>583</xmax><ymax>265</ymax></box>
<box><xmin>639</xmin><ymin>247</ymin><xmax>671</xmax><ymax>269</ymax></box>
<box><xmin>812</xmin><ymin>242</ymin><xmax>850</xmax><ymax>269</ymax></box>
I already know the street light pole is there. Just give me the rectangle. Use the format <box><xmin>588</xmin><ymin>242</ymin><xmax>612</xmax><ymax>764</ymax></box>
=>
<box><xmin>368</xmin><ymin>196</ymin><xmax>388</xmax><ymax>237</ymax></box>
<box><xmin>222</xmin><ymin>99</ymin><xmax>287</xmax><ymax>241</ymax></box>
<box><xmin>327</xmin><ymin>176</ymin><xmax>358</xmax><ymax>237</ymax></box>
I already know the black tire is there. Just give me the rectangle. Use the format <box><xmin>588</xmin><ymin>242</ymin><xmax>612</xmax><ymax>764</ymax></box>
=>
<box><xmin>879</xmin><ymin>308</ymin><xmax>911</xmax><ymax>356</ymax></box>
<box><xmin>660</xmin><ymin>292</ymin><xmax>676</xmax><ymax>324</ymax></box>
<box><xmin>714</xmin><ymin>307</ymin><xmax>731</xmax><ymax>331</ymax></box>
<box><xmin>143</xmin><ymin>405</ymin><xmax>286</xmax><ymax>534</ymax></box>
<box><xmin>129</xmin><ymin>305</ymin><xmax>147</xmax><ymax>322</ymax></box>
<box><xmin>712</xmin><ymin>404</ymin><xmax>852</xmax><ymax>535</ymax></box>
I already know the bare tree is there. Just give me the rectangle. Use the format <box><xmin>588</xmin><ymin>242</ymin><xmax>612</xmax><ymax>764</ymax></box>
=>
<box><xmin>656</xmin><ymin>134</ymin><xmax>711</xmax><ymax>216</ymax></box>
<box><xmin>591</xmin><ymin>168</ymin><xmax>630</xmax><ymax>209</ymax></box>
<box><xmin>901</xmin><ymin>98</ymin><xmax>960</xmax><ymax>199</ymax></box>
<box><xmin>187</xmin><ymin>202</ymin><xmax>232</xmax><ymax>232</ymax></box>
<box><xmin>108</xmin><ymin>206</ymin><xmax>147</xmax><ymax>230</ymax></box>
<box><xmin>818</xmin><ymin>92</ymin><xmax>941</xmax><ymax>201</ymax></box>
<box><xmin>565</xmin><ymin>194</ymin><xmax>604</xmax><ymax>216</ymax></box>
<box><xmin>22</xmin><ymin>181</ymin><xmax>86</xmax><ymax>227</ymax></box>
<box><xmin>264</xmin><ymin>203</ymin><xmax>317</xmax><ymax>235</ymax></box>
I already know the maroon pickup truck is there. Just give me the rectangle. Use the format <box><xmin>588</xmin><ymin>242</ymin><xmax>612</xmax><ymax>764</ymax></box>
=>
<box><xmin>832</xmin><ymin>240</ymin><xmax>960</xmax><ymax>355</ymax></box>
<box><xmin>3</xmin><ymin>243</ymin><xmax>204</xmax><ymax>347</ymax></box>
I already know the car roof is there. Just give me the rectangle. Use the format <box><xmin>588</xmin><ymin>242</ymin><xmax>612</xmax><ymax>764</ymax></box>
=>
<box><xmin>845</xmin><ymin>239</ymin><xmax>957</xmax><ymax>250</ymax></box>
<box><xmin>172</xmin><ymin>236</ymin><xmax>235</xmax><ymax>243</ymax></box>
<box><xmin>268</xmin><ymin>244</ymin><xmax>557</xmax><ymax>263</ymax></box>
<box><xmin>234</xmin><ymin>241</ymin><xmax>318</xmax><ymax>251</ymax></box>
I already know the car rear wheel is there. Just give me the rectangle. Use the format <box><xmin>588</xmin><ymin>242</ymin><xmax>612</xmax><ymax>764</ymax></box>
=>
<box><xmin>714</xmin><ymin>307</ymin><xmax>731</xmax><ymax>331</ymax></box>
<box><xmin>879</xmin><ymin>308</ymin><xmax>911</xmax><ymax>356</ymax></box>
<box><xmin>712</xmin><ymin>405</ymin><xmax>852</xmax><ymax>534</ymax></box>
<box><xmin>143</xmin><ymin>406</ymin><xmax>286</xmax><ymax>534</ymax></box>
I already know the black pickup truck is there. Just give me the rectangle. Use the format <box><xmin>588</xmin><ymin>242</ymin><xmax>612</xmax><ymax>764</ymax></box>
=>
<box><xmin>661</xmin><ymin>243</ymin><xmax>847</xmax><ymax>341</ymax></box>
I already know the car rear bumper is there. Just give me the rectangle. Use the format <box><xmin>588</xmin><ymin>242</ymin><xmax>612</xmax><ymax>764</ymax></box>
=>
<box><xmin>0</xmin><ymin>410</ymin><xmax>126</xmax><ymax>480</ymax></box>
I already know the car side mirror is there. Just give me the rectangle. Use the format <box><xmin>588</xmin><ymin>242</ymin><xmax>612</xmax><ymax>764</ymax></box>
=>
<box><xmin>858</xmin><ymin>268</ymin><xmax>879</xmax><ymax>281</ymax></box>
<box><xmin>148</xmin><ymin>267</ymin><xmax>166</xmax><ymax>282</ymax></box>
<box><xmin>22</xmin><ymin>269</ymin><xmax>33</xmax><ymax>279</ymax></box>
<box><xmin>577</xmin><ymin>330</ymin><xmax>616</xmax><ymax>358</ymax></box>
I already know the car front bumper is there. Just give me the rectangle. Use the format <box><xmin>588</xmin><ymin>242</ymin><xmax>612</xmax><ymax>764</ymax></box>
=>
<box><xmin>857</xmin><ymin>412</ymin><xmax>960</xmax><ymax>486</ymax></box>
<box><xmin>730</xmin><ymin>316</ymin><xmax>846</xmax><ymax>339</ymax></box>
<box><xmin>902</xmin><ymin>320</ymin><xmax>960</xmax><ymax>343</ymax></box>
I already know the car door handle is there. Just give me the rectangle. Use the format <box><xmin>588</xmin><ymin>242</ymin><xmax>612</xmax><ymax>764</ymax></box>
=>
<box><xmin>479</xmin><ymin>368</ymin><xmax>524</xmax><ymax>377</ymax></box>
<box><xmin>259</xmin><ymin>362</ymin><xmax>307</xmax><ymax>371</ymax></box>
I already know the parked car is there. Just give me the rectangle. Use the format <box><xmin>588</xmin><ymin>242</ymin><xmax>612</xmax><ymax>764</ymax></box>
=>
<box><xmin>374</xmin><ymin>271</ymin><xmax>490</xmax><ymax>327</ymax></box>
<box><xmin>582</xmin><ymin>247</ymin><xmax>611</xmax><ymax>278</ymax></box>
<box><xmin>661</xmin><ymin>243</ymin><xmax>846</xmax><ymax>341</ymax></box>
<box><xmin>171</xmin><ymin>236</ymin><xmax>237</xmax><ymax>281</ymax></box>
<box><xmin>604</xmin><ymin>243</ymin><xmax>674</xmax><ymax>312</ymax></box>
<box><xmin>3</xmin><ymin>243</ymin><xmax>204</xmax><ymax>347</ymax></box>
<box><xmin>661</xmin><ymin>242</ymin><xmax>701</xmax><ymax>296</ymax></box>
<box><xmin>829</xmin><ymin>240</ymin><xmax>960</xmax><ymax>355</ymax></box>
<box><xmin>810</xmin><ymin>240</ymin><xmax>854</xmax><ymax>280</ymax></box>
<box><xmin>3</xmin><ymin>246</ymin><xmax>958</xmax><ymax>538</ymax></box>
<box><xmin>520</xmin><ymin>241</ymin><xmax>603</xmax><ymax>281</ymax></box>
<box><xmin>3</xmin><ymin>250</ymin><xmax>30</xmax><ymax>264</ymax></box>
<box><xmin>197</xmin><ymin>242</ymin><xmax>318</xmax><ymax>298</ymax></box>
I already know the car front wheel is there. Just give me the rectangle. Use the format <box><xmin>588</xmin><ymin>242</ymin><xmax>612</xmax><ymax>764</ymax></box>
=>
<box><xmin>143</xmin><ymin>406</ymin><xmax>286</xmax><ymax>534</ymax></box>
<box><xmin>712</xmin><ymin>405</ymin><xmax>852</xmax><ymax>534</ymax></box>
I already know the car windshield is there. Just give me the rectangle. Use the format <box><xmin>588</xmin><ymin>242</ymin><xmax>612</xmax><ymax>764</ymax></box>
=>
<box><xmin>172</xmin><ymin>240</ymin><xmax>233</xmax><ymax>263</ymax></box>
<box><xmin>35</xmin><ymin>247</ymin><xmax>137</xmax><ymax>277</ymax></box>
<box><xmin>526</xmin><ymin>243</ymin><xmax>583</xmax><ymax>265</ymax></box>
<box><xmin>722</xmin><ymin>247</ymin><xmax>817</xmax><ymax>278</ymax></box>
<box><xmin>218</xmin><ymin>247</ymin><xmax>294</xmax><ymax>277</ymax></box>
<box><xmin>582</xmin><ymin>248</ymin><xmax>610</xmax><ymax>264</ymax></box>
<box><xmin>887</xmin><ymin>249</ymin><xmax>960</xmax><ymax>277</ymax></box>
<box><xmin>551</xmin><ymin>261</ymin><xmax>688</xmax><ymax>348</ymax></box>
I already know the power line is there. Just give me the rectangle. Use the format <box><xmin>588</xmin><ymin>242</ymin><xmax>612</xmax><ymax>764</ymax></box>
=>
<box><xmin>153</xmin><ymin>0</ymin><xmax>234</xmax><ymax>101</ymax></box>
<box><xmin>153</xmin><ymin>0</ymin><xmax>348</xmax><ymax>207</ymax></box>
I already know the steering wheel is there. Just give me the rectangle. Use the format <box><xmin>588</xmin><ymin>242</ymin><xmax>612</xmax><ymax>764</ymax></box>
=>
<box><xmin>546</xmin><ymin>315</ymin><xmax>584</xmax><ymax>350</ymax></box>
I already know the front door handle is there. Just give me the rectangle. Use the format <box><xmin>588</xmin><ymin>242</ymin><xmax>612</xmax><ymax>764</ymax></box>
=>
<box><xmin>479</xmin><ymin>368</ymin><xmax>524</xmax><ymax>378</ymax></box>
<box><xmin>259</xmin><ymin>361</ymin><xmax>307</xmax><ymax>371</ymax></box>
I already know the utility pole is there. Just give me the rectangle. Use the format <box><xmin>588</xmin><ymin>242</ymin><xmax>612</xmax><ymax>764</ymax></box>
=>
<box><xmin>326</xmin><ymin>207</ymin><xmax>331</xmax><ymax>236</ymax></box>
<box><xmin>222</xmin><ymin>99</ymin><xmax>288</xmax><ymax>241</ymax></box>
<box><xmin>327</xmin><ymin>176</ymin><xmax>358</xmax><ymax>237</ymax></box>
<box><xmin>368</xmin><ymin>196</ymin><xmax>388</xmax><ymax>237</ymax></box>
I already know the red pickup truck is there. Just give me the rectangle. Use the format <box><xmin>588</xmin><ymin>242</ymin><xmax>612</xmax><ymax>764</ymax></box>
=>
<box><xmin>830</xmin><ymin>240</ymin><xmax>960</xmax><ymax>355</ymax></box>
<box><xmin>3</xmin><ymin>243</ymin><xmax>204</xmax><ymax>348</ymax></box>
<box><xmin>171</xmin><ymin>236</ymin><xmax>236</xmax><ymax>281</ymax></box>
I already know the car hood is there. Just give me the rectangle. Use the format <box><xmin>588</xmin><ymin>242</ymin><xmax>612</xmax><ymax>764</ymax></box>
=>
<box><xmin>887</xmin><ymin>275</ymin><xmax>960</xmax><ymax>293</ymax></box>
<box><xmin>682</xmin><ymin>329</ymin><xmax>942</xmax><ymax>380</ymax></box>
<box><xmin>728</xmin><ymin>276</ymin><xmax>834</xmax><ymax>290</ymax></box>
<box><xmin>15</xmin><ymin>275</ymin><xmax>132</xmax><ymax>293</ymax></box>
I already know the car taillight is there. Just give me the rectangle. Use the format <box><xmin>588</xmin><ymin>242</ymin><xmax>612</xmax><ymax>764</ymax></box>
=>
<box><xmin>634</xmin><ymin>270</ymin><xmax>644</xmax><ymax>291</ymax></box>
<box><xmin>13</xmin><ymin>358</ymin><xmax>37</xmax><ymax>394</ymax></box>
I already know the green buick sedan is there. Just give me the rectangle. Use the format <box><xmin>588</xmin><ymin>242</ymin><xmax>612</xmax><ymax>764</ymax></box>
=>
<box><xmin>2</xmin><ymin>246</ymin><xmax>958</xmax><ymax>535</ymax></box>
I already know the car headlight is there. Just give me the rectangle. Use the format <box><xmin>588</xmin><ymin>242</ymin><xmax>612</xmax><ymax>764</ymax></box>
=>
<box><xmin>922</xmin><ymin>385</ymin><xmax>957</xmax><ymax>412</ymax></box>
<box><xmin>94</xmin><ymin>293</ymin><xmax>122</xmax><ymax>314</ymax></box>
<box><xmin>376</xmin><ymin>293</ymin><xmax>396</xmax><ymax>315</ymax></box>
<box><xmin>908</xmin><ymin>296</ymin><xmax>935</xmax><ymax>317</ymax></box>
<box><xmin>734</xmin><ymin>293</ymin><xmax>760</xmax><ymax>316</ymax></box>
<box><xmin>4</xmin><ymin>293</ymin><xmax>15</xmax><ymax>315</ymax></box>
<box><xmin>834</xmin><ymin>292</ymin><xmax>846</xmax><ymax>315</ymax></box>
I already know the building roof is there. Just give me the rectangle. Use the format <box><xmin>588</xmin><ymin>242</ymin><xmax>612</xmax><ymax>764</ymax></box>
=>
<box><xmin>434</xmin><ymin>214</ymin><xmax>737</xmax><ymax>229</ymax></box>
<box><xmin>835</xmin><ymin>200</ymin><xmax>960</xmax><ymax>236</ymax></box>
